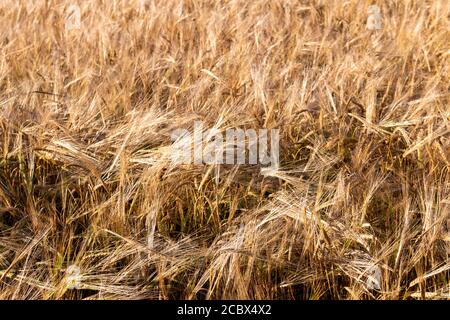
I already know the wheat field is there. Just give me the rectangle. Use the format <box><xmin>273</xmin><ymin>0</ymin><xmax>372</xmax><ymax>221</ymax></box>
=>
<box><xmin>0</xmin><ymin>0</ymin><xmax>449</xmax><ymax>300</ymax></box>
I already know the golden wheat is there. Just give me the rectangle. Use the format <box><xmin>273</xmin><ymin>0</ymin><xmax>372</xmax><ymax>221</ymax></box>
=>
<box><xmin>0</xmin><ymin>0</ymin><xmax>448</xmax><ymax>299</ymax></box>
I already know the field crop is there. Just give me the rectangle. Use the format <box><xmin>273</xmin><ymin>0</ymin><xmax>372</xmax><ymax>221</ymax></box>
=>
<box><xmin>0</xmin><ymin>0</ymin><xmax>448</xmax><ymax>299</ymax></box>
